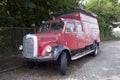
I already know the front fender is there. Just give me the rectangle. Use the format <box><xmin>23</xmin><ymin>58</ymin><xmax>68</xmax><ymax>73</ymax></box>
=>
<box><xmin>53</xmin><ymin>45</ymin><xmax>71</xmax><ymax>60</ymax></box>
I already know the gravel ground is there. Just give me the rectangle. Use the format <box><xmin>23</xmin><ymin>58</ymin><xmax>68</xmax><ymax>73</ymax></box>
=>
<box><xmin>0</xmin><ymin>41</ymin><xmax>120</xmax><ymax>80</ymax></box>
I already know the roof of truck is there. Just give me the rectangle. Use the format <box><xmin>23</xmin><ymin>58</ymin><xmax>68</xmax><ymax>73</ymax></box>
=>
<box><xmin>53</xmin><ymin>8</ymin><xmax>97</xmax><ymax>18</ymax></box>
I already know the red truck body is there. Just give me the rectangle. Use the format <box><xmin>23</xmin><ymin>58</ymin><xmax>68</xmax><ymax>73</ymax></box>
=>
<box><xmin>20</xmin><ymin>9</ymin><xmax>100</xmax><ymax>75</ymax></box>
<box><xmin>56</xmin><ymin>12</ymin><xmax>100</xmax><ymax>49</ymax></box>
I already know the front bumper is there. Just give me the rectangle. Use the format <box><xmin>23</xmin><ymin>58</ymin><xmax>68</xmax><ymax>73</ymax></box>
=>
<box><xmin>18</xmin><ymin>54</ymin><xmax>54</xmax><ymax>62</ymax></box>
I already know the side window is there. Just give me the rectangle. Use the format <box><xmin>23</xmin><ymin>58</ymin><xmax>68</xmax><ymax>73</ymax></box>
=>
<box><xmin>66</xmin><ymin>23</ymin><xmax>75</xmax><ymax>32</ymax></box>
<box><xmin>76</xmin><ymin>23</ymin><xmax>82</xmax><ymax>32</ymax></box>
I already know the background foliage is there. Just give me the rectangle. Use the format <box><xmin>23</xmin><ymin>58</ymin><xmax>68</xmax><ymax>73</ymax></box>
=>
<box><xmin>1</xmin><ymin>0</ymin><xmax>119</xmax><ymax>28</ymax></box>
<box><xmin>0</xmin><ymin>0</ymin><xmax>80</xmax><ymax>27</ymax></box>
<box><xmin>85</xmin><ymin>0</ymin><xmax>120</xmax><ymax>39</ymax></box>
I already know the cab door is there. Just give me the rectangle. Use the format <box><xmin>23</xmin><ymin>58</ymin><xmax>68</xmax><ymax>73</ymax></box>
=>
<box><xmin>64</xmin><ymin>22</ymin><xmax>78</xmax><ymax>50</ymax></box>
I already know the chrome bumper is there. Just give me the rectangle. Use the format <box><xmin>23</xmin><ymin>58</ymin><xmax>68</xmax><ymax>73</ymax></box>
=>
<box><xmin>18</xmin><ymin>54</ymin><xmax>54</xmax><ymax>62</ymax></box>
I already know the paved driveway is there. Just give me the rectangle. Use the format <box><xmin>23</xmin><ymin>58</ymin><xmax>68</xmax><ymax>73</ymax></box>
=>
<box><xmin>0</xmin><ymin>41</ymin><xmax>120</xmax><ymax>80</ymax></box>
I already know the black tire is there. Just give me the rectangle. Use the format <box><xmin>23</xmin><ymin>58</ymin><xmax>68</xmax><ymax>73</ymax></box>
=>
<box><xmin>91</xmin><ymin>43</ymin><xmax>99</xmax><ymax>56</ymax></box>
<box><xmin>59</xmin><ymin>52</ymin><xmax>67</xmax><ymax>75</ymax></box>
<box><xmin>26</xmin><ymin>61</ymin><xmax>35</xmax><ymax>69</ymax></box>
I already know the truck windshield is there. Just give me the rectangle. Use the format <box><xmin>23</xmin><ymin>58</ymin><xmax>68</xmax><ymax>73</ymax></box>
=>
<box><xmin>39</xmin><ymin>22</ymin><xmax>64</xmax><ymax>32</ymax></box>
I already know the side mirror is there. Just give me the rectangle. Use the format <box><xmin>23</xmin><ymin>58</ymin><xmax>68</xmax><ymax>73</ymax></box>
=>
<box><xmin>31</xmin><ymin>24</ymin><xmax>36</xmax><ymax>34</ymax></box>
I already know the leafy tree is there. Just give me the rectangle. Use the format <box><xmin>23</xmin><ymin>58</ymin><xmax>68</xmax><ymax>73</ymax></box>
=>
<box><xmin>85</xmin><ymin>0</ymin><xmax>120</xmax><ymax>37</ymax></box>
<box><xmin>0</xmin><ymin>0</ymin><xmax>81</xmax><ymax>27</ymax></box>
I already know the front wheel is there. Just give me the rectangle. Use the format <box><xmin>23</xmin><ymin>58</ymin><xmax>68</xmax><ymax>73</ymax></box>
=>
<box><xmin>59</xmin><ymin>52</ymin><xmax>68</xmax><ymax>75</ymax></box>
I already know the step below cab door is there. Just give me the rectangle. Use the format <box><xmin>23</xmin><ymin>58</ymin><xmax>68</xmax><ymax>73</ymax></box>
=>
<box><xmin>64</xmin><ymin>22</ymin><xmax>78</xmax><ymax>50</ymax></box>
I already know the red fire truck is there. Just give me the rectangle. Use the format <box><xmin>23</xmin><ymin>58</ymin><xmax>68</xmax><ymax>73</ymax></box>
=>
<box><xmin>19</xmin><ymin>9</ymin><xmax>100</xmax><ymax>75</ymax></box>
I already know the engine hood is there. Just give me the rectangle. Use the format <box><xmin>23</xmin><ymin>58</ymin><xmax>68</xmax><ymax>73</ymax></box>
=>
<box><xmin>35</xmin><ymin>31</ymin><xmax>61</xmax><ymax>46</ymax></box>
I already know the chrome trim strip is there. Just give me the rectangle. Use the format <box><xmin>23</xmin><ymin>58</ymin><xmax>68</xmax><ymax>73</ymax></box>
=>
<box><xmin>71</xmin><ymin>50</ymin><xmax>94</xmax><ymax>60</ymax></box>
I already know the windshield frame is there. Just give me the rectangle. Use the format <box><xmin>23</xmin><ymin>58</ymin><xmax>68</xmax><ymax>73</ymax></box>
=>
<box><xmin>38</xmin><ymin>21</ymin><xmax>64</xmax><ymax>32</ymax></box>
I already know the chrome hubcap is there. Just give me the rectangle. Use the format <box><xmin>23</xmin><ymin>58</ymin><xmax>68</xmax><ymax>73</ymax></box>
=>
<box><xmin>95</xmin><ymin>47</ymin><xmax>98</xmax><ymax>55</ymax></box>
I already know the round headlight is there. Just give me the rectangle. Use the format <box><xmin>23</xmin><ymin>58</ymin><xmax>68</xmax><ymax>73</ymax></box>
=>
<box><xmin>46</xmin><ymin>46</ymin><xmax>52</xmax><ymax>52</ymax></box>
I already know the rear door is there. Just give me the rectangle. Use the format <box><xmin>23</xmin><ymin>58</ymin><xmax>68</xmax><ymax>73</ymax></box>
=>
<box><xmin>64</xmin><ymin>22</ymin><xmax>78</xmax><ymax>50</ymax></box>
<box><xmin>76</xmin><ymin>22</ymin><xmax>85</xmax><ymax>48</ymax></box>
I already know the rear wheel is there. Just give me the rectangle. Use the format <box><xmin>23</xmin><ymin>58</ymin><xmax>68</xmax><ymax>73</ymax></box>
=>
<box><xmin>59</xmin><ymin>52</ymin><xmax>68</xmax><ymax>75</ymax></box>
<box><xmin>91</xmin><ymin>43</ymin><xmax>99</xmax><ymax>56</ymax></box>
<box><xmin>26</xmin><ymin>61</ymin><xmax>35</xmax><ymax>69</ymax></box>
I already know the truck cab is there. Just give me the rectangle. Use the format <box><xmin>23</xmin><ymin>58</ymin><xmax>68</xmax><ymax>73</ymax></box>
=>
<box><xmin>20</xmin><ymin>9</ymin><xmax>100</xmax><ymax>75</ymax></box>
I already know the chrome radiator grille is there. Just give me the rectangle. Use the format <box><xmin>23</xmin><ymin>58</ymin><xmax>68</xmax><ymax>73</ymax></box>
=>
<box><xmin>23</xmin><ymin>34</ymin><xmax>37</xmax><ymax>58</ymax></box>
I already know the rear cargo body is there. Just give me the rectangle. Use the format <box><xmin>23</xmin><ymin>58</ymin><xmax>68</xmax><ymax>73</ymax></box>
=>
<box><xmin>56</xmin><ymin>12</ymin><xmax>100</xmax><ymax>49</ymax></box>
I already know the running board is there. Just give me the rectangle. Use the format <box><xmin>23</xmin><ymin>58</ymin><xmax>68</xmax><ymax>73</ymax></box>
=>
<box><xmin>71</xmin><ymin>50</ymin><xmax>94</xmax><ymax>60</ymax></box>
